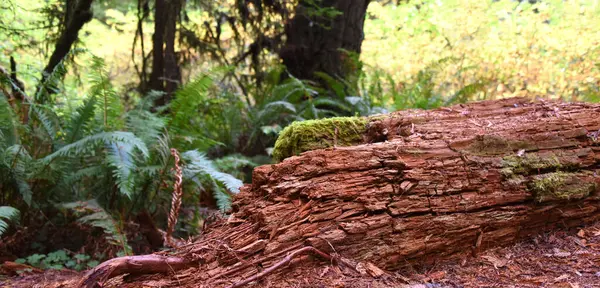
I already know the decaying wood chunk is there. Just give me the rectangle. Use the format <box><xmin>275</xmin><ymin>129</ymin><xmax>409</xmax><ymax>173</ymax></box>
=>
<box><xmin>45</xmin><ymin>97</ymin><xmax>600</xmax><ymax>287</ymax></box>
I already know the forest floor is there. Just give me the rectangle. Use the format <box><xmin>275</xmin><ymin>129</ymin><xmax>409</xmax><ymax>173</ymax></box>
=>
<box><xmin>1</xmin><ymin>221</ymin><xmax>599</xmax><ymax>288</ymax></box>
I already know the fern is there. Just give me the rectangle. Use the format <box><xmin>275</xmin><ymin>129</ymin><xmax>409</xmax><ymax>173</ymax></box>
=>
<box><xmin>88</xmin><ymin>56</ymin><xmax>124</xmax><ymax>130</ymax></box>
<box><xmin>36</xmin><ymin>54</ymin><xmax>69</xmax><ymax>104</ymax></box>
<box><xmin>28</xmin><ymin>103</ymin><xmax>62</xmax><ymax>140</ymax></box>
<box><xmin>1</xmin><ymin>145</ymin><xmax>33</xmax><ymax>205</ymax></box>
<box><xmin>106</xmin><ymin>142</ymin><xmax>137</xmax><ymax>198</ymax></box>
<box><xmin>42</xmin><ymin>131</ymin><xmax>149</xmax><ymax>164</ymax></box>
<box><xmin>65</xmin><ymin>94</ymin><xmax>98</xmax><ymax>143</ymax></box>
<box><xmin>57</xmin><ymin>166</ymin><xmax>104</xmax><ymax>196</ymax></box>
<box><xmin>169</xmin><ymin>74</ymin><xmax>214</xmax><ymax>128</ymax></box>
<box><xmin>0</xmin><ymin>206</ymin><xmax>20</xmax><ymax>237</ymax></box>
<box><xmin>0</xmin><ymin>95</ymin><xmax>18</xmax><ymax>147</ymax></box>
<box><xmin>181</xmin><ymin>150</ymin><xmax>243</xmax><ymax>211</ymax></box>
<box><xmin>125</xmin><ymin>109</ymin><xmax>165</xmax><ymax>146</ymax></box>
<box><xmin>60</xmin><ymin>200</ymin><xmax>131</xmax><ymax>254</ymax></box>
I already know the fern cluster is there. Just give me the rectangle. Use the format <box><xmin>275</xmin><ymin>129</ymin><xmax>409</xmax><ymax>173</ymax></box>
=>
<box><xmin>0</xmin><ymin>57</ymin><xmax>243</xmax><ymax>250</ymax></box>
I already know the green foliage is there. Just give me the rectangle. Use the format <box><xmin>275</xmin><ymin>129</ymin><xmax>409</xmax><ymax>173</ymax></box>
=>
<box><xmin>0</xmin><ymin>56</ymin><xmax>243</xmax><ymax>255</ymax></box>
<box><xmin>0</xmin><ymin>206</ymin><xmax>20</xmax><ymax>236</ymax></box>
<box><xmin>390</xmin><ymin>57</ymin><xmax>489</xmax><ymax>110</ymax></box>
<box><xmin>181</xmin><ymin>151</ymin><xmax>243</xmax><ymax>211</ymax></box>
<box><xmin>60</xmin><ymin>200</ymin><xmax>132</xmax><ymax>255</ymax></box>
<box><xmin>15</xmin><ymin>249</ymin><xmax>100</xmax><ymax>271</ymax></box>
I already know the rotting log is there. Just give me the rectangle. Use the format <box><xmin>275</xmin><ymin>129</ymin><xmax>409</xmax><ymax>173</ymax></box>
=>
<box><xmin>75</xmin><ymin>97</ymin><xmax>600</xmax><ymax>287</ymax></box>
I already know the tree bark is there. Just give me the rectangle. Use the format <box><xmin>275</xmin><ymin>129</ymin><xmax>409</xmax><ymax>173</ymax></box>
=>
<box><xmin>38</xmin><ymin>0</ymin><xmax>94</xmax><ymax>103</ymax></box>
<box><xmin>279</xmin><ymin>0</ymin><xmax>371</xmax><ymax>83</ymax></box>
<box><xmin>71</xmin><ymin>97</ymin><xmax>600</xmax><ymax>287</ymax></box>
<box><xmin>148</xmin><ymin>0</ymin><xmax>181</xmax><ymax>106</ymax></box>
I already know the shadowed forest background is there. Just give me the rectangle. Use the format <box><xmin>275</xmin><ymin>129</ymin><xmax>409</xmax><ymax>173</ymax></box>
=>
<box><xmin>0</xmin><ymin>0</ymin><xmax>599</xmax><ymax>273</ymax></box>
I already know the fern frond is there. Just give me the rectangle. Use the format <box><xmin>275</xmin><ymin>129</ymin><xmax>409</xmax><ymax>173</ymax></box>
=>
<box><xmin>269</xmin><ymin>76</ymin><xmax>316</xmax><ymax>103</ymax></box>
<box><xmin>1</xmin><ymin>145</ymin><xmax>33</xmax><ymax>205</ymax></box>
<box><xmin>169</xmin><ymin>74</ymin><xmax>214</xmax><ymax>127</ymax></box>
<box><xmin>0</xmin><ymin>206</ymin><xmax>20</xmax><ymax>236</ymax></box>
<box><xmin>0</xmin><ymin>95</ymin><xmax>18</xmax><ymax>147</ymax></box>
<box><xmin>445</xmin><ymin>80</ymin><xmax>489</xmax><ymax>105</ymax></box>
<box><xmin>42</xmin><ymin>131</ymin><xmax>149</xmax><ymax>164</ymax></box>
<box><xmin>65</xmin><ymin>94</ymin><xmax>98</xmax><ymax>143</ymax></box>
<box><xmin>65</xmin><ymin>166</ymin><xmax>104</xmax><ymax>183</ymax></box>
<box><xmin>88</xmin><ymin>56</ymin><xmax>124</xmax><ymax>130</ymax></box>
<box><xmin>59</xmin><ymin>200</ymin><xmax>131</xmax><ymax>254</ymax></box>
<box><xmin>36</xmin><ymin>56</ymin><xmax>69</xmax><ymax>103</ymax></box>
<box><xmin>155</xmin><ymin>133</ymin><xmax>172</xmax><ymax>167</ymax></box>
<box><xmin>106</xmin><ymin>142</ymin><xmax>137</xmax><ymax>198</ymax></box>
<box><xmin>125</xmin><ymin>110</ymin><xmax>165</xmax><ymax>145</ymax></box>
<box><xmin>137</xmin><ymin>90</ymin><xmax>166</xmax><ymax>111</ymax></box>
<box><xmin>28</xmin><ymin>103</ymin><xmax>61</xmax><ymax>140</ymax></box>
<box><xmin>181</xmin><ymin>150</ymin><xmax>243</xmax><ymax>195</ymax></box>
<box><xmin>314</xmin><ymin>71</ymin><xmax>347</xmax><ymax>98</ymax></box>
<box><xmin>213</xmin><ymin>154</ymin><xmax>257</xmax><ymax>172</ymax></box>
<box><xmin>181</xmin><ymin>150</ymin><xmax>243</xmax><ymax>212</ymax></box>
<box><xmin>210</xmin><ymin>180</ymin><xmax>232</xmax><ymax>212</ymax></box>
<box><xmin>138</xmin><ymin>165</ymin><xmax>162</xmax><ymax>177</ymax></box>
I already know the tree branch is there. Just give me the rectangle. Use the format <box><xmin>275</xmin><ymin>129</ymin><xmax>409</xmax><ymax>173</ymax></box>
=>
<box><xmin>38</xmin><ymin>0</ymin><xmax>94</xmax><ymax>103</ymax></box>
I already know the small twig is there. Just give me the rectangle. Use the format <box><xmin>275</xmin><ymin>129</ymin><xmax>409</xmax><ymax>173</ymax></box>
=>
<box><xmin>225</xmin><ymin>246</ymin><xmax>333</xmax><ymax>288</ymax></box>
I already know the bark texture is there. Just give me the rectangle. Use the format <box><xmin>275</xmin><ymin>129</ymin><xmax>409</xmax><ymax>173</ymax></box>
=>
<box><xmin>81</xmin><ymin>97</ymin><xmax>600</xmax><ymax>287</ymax></box>
<box><xmin>279</xmin><ymin>0</ymin><xmax>371</xmax><ymax>82</ymax></box>
<box><xmin>148</xmin><ymin>0</ymin><xmax>182</xmax><ymax>106</ymax></box>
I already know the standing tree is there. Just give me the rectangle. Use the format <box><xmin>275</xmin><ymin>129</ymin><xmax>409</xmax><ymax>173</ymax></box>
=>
<box><xmin>279</xmin><ymin>0</ymin><xmax>371</xmax><ymax>83</ymax></box>
<box><xmin>148</xmin><ymin>0</ymin><xmax>182</xmax><ymax>106</ymax></box>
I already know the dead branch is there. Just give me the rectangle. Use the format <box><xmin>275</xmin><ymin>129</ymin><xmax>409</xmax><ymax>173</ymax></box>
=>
<box><xmin>76</xmin><ymin>255</ymin><xmax>197</xmax><ymax>288</ymax></box>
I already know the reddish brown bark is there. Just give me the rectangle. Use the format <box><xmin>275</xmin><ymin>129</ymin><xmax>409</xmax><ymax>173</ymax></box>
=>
<box><xmin>77</xmin><ymin>255</ymin><xmax>197</xmax><ymax>288</ymax></box>
<box><xmin>19</xmin><ymin>97</ymin><xmax>600</xmax><ymax>287</ymax></box>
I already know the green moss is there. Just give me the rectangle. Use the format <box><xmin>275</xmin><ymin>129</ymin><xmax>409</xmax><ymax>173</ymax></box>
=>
<box><xmin>500</xmin><ymin>153</ymin><xmax>571</xmax><ymax>177</ymax></box>
<box><xmin>462</xmin><ymin>135</ymin><xmax>535</xmax><ymax>156</ymax></box>
<box><xmin>528</xmin><ymin>172</ymin><xmax>596</xmax><ymax>202</ymax></box>
<box><xmin>272</xmin><ymin>117</ymin><xmax>368</xmax><ymax>162</ymax></box>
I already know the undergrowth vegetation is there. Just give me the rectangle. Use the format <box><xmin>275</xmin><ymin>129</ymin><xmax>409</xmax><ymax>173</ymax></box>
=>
<box><xmin>0</xmin><ymin>0</ymin><xmax>598</xmax><ymax>273</ymax></box>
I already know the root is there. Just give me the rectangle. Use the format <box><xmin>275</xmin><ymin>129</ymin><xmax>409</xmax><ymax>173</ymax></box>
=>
<box><xmin>76</xmin><ymin>255</ymin><xmax>197</xmax><ymax>288</ymax></box>
<box><xmin>225</xmin><ymin>246</ymin><xmax>333</xmax><ymax>288</ymax></box>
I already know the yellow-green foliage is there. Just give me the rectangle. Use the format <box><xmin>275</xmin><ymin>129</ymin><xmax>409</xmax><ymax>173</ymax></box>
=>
<box><xmin>528</xmin><ymin>172</ymin><xmax>596</xmax><ymax>202</ymax></box>
<box><xmin>272</xmin><ymin>117</ymin><xmax>368</xmax><ymax>162</ymax></box>
<box><xmin>362</xmin><ymin>0</ymin><xmax>600</xmax><ymax>102</ymax></box>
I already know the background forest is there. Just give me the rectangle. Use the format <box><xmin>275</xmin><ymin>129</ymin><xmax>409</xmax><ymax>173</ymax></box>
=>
<box><xmin>1</xmin><ymin>0</ymin><xmax>599</xmax><ymax>272</ymax></box>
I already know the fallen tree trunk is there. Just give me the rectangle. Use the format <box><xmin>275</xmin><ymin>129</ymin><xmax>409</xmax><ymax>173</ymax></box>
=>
<box><xmin>75</xmin><ymin>97</ymin><xmax>600</xmax><ymax>286</ymax></box>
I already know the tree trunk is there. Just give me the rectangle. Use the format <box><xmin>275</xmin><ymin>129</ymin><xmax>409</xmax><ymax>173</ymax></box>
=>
<box><xmin>25</xmin><ymin>98</ymin><xmax>600</xmax><ymax>287</ymax></box>
<box><xmin>148</xmin><ymin>0</ymin><xmax>181</xmax><ymax>106</ymax></box>
<box><xmin>279</xmin><ymin>0</ymin><xmax>371</xmax><ymax>84</ymax></box>
<box><xmin>38</xmin><ymin>0</ymin><xmax>94</xmax><ymax>103</ymax></box>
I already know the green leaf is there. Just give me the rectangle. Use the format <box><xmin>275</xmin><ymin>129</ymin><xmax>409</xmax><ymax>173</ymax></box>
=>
<box><xmin>0</xmin><ymin>206</ymin><xmax>20</xmax><ymax>236</ymax></box>
<box><xmin>42</xmin><ymin>131</ymin><xmax>149</xmax><ymax>164</ymax></box>
<box><xmin>65</xmin><ymin>94</ymin><xmax>98</xmax><ymax>143</ymax></box>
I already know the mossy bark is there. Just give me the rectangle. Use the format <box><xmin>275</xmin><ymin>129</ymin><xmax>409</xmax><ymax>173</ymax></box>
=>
<box><xmin>272</xmin><ymin>116</ymin><xmax>369</xmax><ymax>162</ymax></box>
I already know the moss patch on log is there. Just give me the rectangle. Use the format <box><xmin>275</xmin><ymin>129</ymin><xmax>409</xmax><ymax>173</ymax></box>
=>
<box><xmin>528</xmin><ymin>172</ymin><xmax>596</xmax><ymax>202</ymax></box>
<box><xmin>500</xmin><ymin>153</ymin><xmax>579</xmax><ymax>177</ymax></box>
<box><xmin>272</xmin><ymin>117</ymin><xmax>368</xmax><ymax>162</ymax></box>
